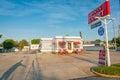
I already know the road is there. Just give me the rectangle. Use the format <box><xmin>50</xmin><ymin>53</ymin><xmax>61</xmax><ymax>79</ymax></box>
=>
<box><xmin>0</xmin><ymin>51</ymin><xmax>120</xmax><ymax>80</ymax></box>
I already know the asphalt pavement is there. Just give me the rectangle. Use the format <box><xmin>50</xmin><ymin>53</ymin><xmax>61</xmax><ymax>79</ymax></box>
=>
<box><xmin>0</xmin><ymin>51</ymin><xmax>120</xmax><ymax>80</ymax></box>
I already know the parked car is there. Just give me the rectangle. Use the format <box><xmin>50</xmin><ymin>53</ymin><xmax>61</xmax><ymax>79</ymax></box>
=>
<box><xmin>116</xmin><ymin>47</ymin><xmax>120</xmax><ymax>51</ymax></box>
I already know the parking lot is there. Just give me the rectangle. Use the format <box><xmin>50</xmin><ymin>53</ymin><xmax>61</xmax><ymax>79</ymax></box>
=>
<box><xmin>0</xmin><ymin>51</ymin><xmax>120</xmax><ymax>80</ymax></box>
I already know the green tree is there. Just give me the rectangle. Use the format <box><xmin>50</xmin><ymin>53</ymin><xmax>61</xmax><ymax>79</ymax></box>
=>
<box><xmin>0</xmin><ymin>34</ymin><xmax>2</xmax><ymax>38</ymax></box>
<box><xmin>111</xmin><ymin>37</ymin><xmax>120</xmax><ymax>47</ymax></box>
<box><xmin>31</xmin><ymin>39</ymin><xmax>40</xmax><ymax>44</ymax></box>
<box><xmin>0</xmin><ymin>43</ymin><xmax>3</xmax><ymax>47</ymax></box>
<box><xmin>19</xmin><ymin>40</ymin><xmax>29</xmax><ymax>50</ymax></box>
<box><xmin>3</xmin><ymin>39</ymin><xmax>15</xmax><ymax>50</ymax></box>
<box><xmin>116</xmin><ymin>37</ymin><xmax>120</xmax><ymax>47</ymax></box>
<box><xmin>14</xmin><ymin>41</ymin><xmax>19</xmax><ymax>47</ymax></box>
<box><xmin>95</xmin><ymin>39</ymin><xmax>102</xmax><ymax>43</ymax></box>
<box><xmin>65</xmin><ymin>34</ymin><xmax>69</xmax><ymax>36</ymax></box>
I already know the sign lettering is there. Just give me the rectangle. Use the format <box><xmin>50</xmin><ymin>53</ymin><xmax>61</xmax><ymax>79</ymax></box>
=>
<box><xmin>88</xmin><ymin>1</ymin><xmax>110</xmax><ymax>25</ymax></box>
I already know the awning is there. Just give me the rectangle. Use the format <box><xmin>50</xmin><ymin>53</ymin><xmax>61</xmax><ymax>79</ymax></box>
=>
<box><xmin>58</xmin><ymin>41</ymin><xmax>66</xmax><ymax>45</ymax></box>
<box><xmin>73</xmin><ymin>42</ymin><xmax>80</xmax><ymax>45</ymax></box>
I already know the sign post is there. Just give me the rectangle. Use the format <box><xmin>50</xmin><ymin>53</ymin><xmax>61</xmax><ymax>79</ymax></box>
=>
<box><xmin>88</xmin><ymin>0</ymin><xmax>113</xmax><ymax>66</ymax></box>
<box><xmin>104</xmin><ymin>17</ymin><xmax>110</xmax><ymax>66</ymax></box>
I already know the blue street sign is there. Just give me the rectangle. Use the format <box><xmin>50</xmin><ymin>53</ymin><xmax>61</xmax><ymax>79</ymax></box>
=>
<box><xmin>98</xmin><ymin>27</ymin><xmax>104</xmax><ymax>36</ymax></box>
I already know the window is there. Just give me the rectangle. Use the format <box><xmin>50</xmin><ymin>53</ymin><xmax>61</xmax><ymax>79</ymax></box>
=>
<box><xmin>74</xmin><ymin>44</ymin><xmax>79</xmax><ymax>48</ymax></box>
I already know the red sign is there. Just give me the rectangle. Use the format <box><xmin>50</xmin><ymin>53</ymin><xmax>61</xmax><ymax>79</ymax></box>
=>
<box><xmin>88</xmin><ymin>1</ymin><xmax>110</xmax><ymax>24</ymax></box>
<box><xmin>99</xmin><ymin>50</ymin><xmax>106</xmax><ymax>65</ymax></box>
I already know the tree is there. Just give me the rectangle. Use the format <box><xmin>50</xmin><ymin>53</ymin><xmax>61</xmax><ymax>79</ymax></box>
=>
<box><xmin>0</xmin><ymin>43</ymin><xmax>3</xmax><ymax>47</ymax></box>
<box><xmin>3</xmin><ymin>39</ymin><xmax>15</xmax><ymax>50</ymax></box>
<box><xmin>95</xmin><ymin>39</ymin><xmax>102</xmax><ymax>43</ymax></box>
<box><xmin>111</xmin><ymin>37</ymin><xmax>120</xmax><ymax>47</ymax></box>
<box><xmin>116</xmin><ymin>37</ymin><xmax>120</xmax><ymax>47</ymax></box>
<box><xmin>65</xmin><ymin>34</ymin><xmax>69</xmax><ymax>36</ymax></box>
<box><xmin>0</xmin><ymin>34</ymin><xmax>2</xmax><ymax>38</ymax></box>
<box><xmin>14</xmin><ymin>41</ymin><xmax>19</xmax><ymax>47</ymax></box>
<box><xmin>18</xmin><ymin>40</ymin><xmax>29</xmax><ymax>50</ymax></box>
<box><xmin>31</xmin><ymin>39</ymin><xmax>40</xmax><ymax>44</ymax></box>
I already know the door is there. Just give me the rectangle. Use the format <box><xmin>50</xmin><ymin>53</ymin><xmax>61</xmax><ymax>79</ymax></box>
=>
<box><xmin>68</xmin><ymin>42</ymin><xmax>72</xmax><ymax>50</ymax></box>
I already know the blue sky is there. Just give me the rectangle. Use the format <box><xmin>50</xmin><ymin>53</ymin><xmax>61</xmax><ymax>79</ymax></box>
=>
<box><xmin>0</xmin><ymin>0</ymin><xmax>120</xmax><ymax>42</ymax></box>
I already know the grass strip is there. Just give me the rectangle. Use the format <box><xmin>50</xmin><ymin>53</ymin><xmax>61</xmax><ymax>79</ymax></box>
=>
<box><xmin>94</xmin><ymin>65</ymin><xmax>120</xmax><ymax>76</ymax></box>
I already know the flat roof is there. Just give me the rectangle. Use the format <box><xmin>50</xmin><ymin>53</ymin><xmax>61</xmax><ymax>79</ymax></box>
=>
<box><xmin>41</xmin><ymin>38</ymin><xmax>53</xmax><ymax>40</ymax></box>
<box><xmin>55</xmin><ymin>36</ymin><xmax>81</xmax><ymax>39</ymax></box>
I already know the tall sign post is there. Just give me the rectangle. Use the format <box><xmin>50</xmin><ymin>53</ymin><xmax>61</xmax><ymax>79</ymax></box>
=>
<box><xmin>88</xmin><ymin>0</ymin><xmax>112</xmax><ymax>66</ymax></box>
<box><xmin>104</xmin><ymin>17</ymin><xmax>110</xmax><ymax>66</ymax></box>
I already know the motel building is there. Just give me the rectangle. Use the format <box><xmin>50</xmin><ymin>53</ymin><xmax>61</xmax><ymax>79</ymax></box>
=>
<box><xmin>39</xmin><ymin>36</ymin><xmax>84</xmax><ymax>54</ymax></box>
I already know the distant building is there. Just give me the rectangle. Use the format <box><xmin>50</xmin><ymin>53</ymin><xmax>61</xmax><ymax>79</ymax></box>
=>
<box><xmin>22</xmin><ymin>46</ymin><xmax>30</xmax><ymax>51</ymax></box>
<box><xmin>30</xmin><ymin>36</ymin><xmax>84</xmax><ymax>53</ymax></box>
<box><xmin>30</xmin><ymin>44</ymin><xmax>40</xmax><ymax>50</ymax></box>
<box><xmin>39</xmin><ymin>36</ymin><xmax>83</xmax><ymax>53</ymax></box>
<box><xmin>40</xmin><ymin>38</ymin><xmax>53</xmax><ymax>52</ymax></box>
<box><xmin>11</xmin><ymin>47</ymin><xmax>19</xmax><ymax>52</ymax></box>
<box><xmin>0</xmin><ymin>47</ymin><xmax>3</xmax><ymax>52</ymax></box>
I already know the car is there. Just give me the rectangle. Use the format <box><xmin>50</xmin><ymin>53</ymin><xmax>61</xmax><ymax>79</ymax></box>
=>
<box><xmin>116</xmin><ymin>47</ymin><xmax>120</xmax><ymax>51</ymax></box>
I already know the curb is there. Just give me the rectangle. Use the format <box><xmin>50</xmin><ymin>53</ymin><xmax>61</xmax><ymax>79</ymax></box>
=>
<box><xmin>91</xmin><ymin>68</ymin><xmax>120</xmax><ymax>78</ymax></box>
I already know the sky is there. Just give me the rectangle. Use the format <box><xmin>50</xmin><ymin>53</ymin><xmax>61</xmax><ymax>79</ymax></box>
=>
<box><xmin>0</xmin><ymin>0</ymin><xmax>120</xmax><ymax>42</ymax></box>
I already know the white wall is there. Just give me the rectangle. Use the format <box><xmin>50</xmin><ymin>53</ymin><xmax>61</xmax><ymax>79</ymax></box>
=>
<box><xmin>30</xmin><ymin>44</ymin><xmax>39</xmax><ymax>50</ymax></box>
<box><xmin>41</xmin><ymin>38</ymin><xmax>53</xmax><ymax>52</ymax></box>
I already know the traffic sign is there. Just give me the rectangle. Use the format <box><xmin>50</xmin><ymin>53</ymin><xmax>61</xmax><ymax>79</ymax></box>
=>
<box><xmin>98</xmin><ymin>27</ymin><xmax>104</xmax><ymax>36</ymax></box>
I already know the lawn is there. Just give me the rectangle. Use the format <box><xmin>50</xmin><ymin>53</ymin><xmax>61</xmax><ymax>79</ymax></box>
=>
<box><xmin>93</xmin><ymin>64</ymin><xmax>120</xmax><ymax>76</ymax></box>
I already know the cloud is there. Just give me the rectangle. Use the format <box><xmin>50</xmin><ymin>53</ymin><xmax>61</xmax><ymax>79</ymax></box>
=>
<box><xmin>0</xmin><ymin>0</ymin><xmax>86</xmax><ymax>18</ymax></box>
<box><xmin>48</xmin><ymin>12</ymin><xmax>76</xmax><ymax>21</ymax></box>
<box><xmin>0</xmin><ymin>0</ymin><xmax>46</xmax><ymax>16</ymax></box>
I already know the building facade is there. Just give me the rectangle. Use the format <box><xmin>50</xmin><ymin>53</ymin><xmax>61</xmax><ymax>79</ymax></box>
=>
<box><xmin>52</xmin><ymin>36</ymin><xmax>83</xmax><ymax>53</ymax></box>
<box><xmin>39</xmin><ymin>36</ymin><xmax>83</xmax><ymax>53</ymax></box>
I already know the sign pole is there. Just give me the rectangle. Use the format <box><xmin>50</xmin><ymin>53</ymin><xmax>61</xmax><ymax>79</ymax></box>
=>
<box><xmin>88</xmin><ymin>0</ymin><xmax>112</xmax><ymax>66</ymax></box>
<box><xmin>104</xmin><ymin>17</ymin><xmax>111</xmax><ymax>66</ymax></box>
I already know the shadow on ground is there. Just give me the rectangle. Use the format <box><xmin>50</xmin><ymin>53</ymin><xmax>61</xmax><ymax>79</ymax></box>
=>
<box><xmin>0</xmin><ymin>60</ymin><xmax>26</xmax><ymax>80</ymax></box>
<box><xmin>69</xmin><ymin>55</ymin><xmax>98</xmax><ymax>65</ymax></box>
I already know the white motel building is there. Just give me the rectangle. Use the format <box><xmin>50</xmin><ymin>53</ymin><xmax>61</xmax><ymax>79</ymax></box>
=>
<box><xmin>31</xmin><ymin>36</ymin><xmax>84</xmax><ymax>53</ymax></box>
